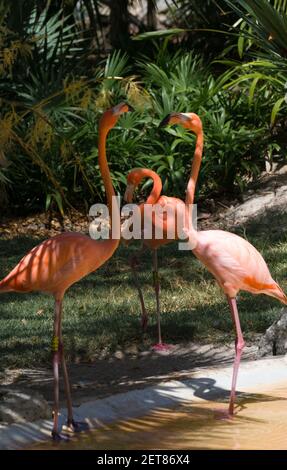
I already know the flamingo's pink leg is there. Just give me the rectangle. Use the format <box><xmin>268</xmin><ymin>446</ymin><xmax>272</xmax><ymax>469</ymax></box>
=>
<box><xmin>130</xmin><ymin>254</ymin><xmax>148</xmax><ymax>330</ymax></box>
<box><xmin>51</xmin><ymin>299</ymin><xmax>62</xmax><ymax>440</ymax></box>
<box><xmin>151</xmin><ymin>250</ymin><xmax>171</xmax><ymax>351</ymax></box>
<box><xmin>153</xmin><ymin>249</ymin><xmax>162</xmax><ymax>345</ymax></box>
<box><xmin>52</xmin><ymin>299</ymin><xmax>88</xmax><ymax>438</ymax></box>
<box><xmin>227</xmin><ymin>296</ymin><xmax>245</xmax><ymax>415</ymax></box>
<box><xmin>57</xmin><ymin>299</ymin><xmax>73</xmax><ymax>426</ymax></box>
<box><xmin>62</xmin><ymin>348</ymin><xmax>88</xmax><ymax>432</ymax></box>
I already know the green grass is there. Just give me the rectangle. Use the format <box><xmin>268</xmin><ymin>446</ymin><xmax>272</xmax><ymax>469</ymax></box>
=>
<box><xmin>1</xmin><ymin>210</ymin><xmax>287</xmax><ymax>369</ymax></box>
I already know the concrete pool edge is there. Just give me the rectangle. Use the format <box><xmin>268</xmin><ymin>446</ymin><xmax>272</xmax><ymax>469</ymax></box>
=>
<box><xmin>0</xmin><ymin>355</ymin><xmax>286</xmax><ymax>450</ymax></box>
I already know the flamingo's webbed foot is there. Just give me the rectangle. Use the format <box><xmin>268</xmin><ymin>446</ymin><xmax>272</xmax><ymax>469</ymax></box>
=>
<box><xmin>51</xmin><ymin>430</ymin><xmax>70</xmax><ymax>441</ymax></box>
<box><xmin>66</xmin><ymin>419</ymin><xmax>89</xmax><ymax>433</ymax></box>
<box><xmin>151</xmin><ymin>342</ymin><xmax>173</xmax><ymax>352</ymax></box>
<box><xmin>214</xmin><ymin>408</ymin><xmax>235</xmax><ymax>421</ymax></box>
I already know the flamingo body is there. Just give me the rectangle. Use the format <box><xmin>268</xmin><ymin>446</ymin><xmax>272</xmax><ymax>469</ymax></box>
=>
<box><xmin>124</xmin><ymin>168</ymin><xmax>186</xmax><ymax>348</ymax></box>
<box><xmin>142</xmin><ymin>195</ymin><xmax>186</xmax><ymax>250</ymax></box>
<box><xmin>0</xmin><ymin>232</ymin><xmax>117</xmax><ymax>297</ymax></box>
<box><xmin>159</xmin><ymin>110</ymin><xmax>287</xmax><ymax>414</ymax></box>
<box><xmin>125</xmin><ymin>168</ymin><xmax>185</xmax><ymax>249</ymax></box>
<box><xmin>0</xmin><ymin>102</ymin><xmax>131</xmax><ymax>439</ymax></box>
<box><xmin>193</xmin><ymin>230</ymin><xmax>286</xmax><ymax>302</ymax></box>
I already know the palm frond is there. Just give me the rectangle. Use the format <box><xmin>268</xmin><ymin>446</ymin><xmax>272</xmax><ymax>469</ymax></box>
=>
<box><xmin>224</xmin><ymin>0</ymin><xmax>287</xmax><ymax>55</ymax></box>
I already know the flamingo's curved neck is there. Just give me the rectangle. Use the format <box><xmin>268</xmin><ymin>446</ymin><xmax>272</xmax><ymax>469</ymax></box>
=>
<box><xmin>143</xmin><ymin>169</ymin><xmax>162</xmax><ymax>205</ymax></box>
<box><xmin>135</xmin><ymin>169</ymin><xmax>161</xmax><ymax>228</ymax></box>
<box><xmin>185</xmin><ymin>130</ymin><xmax>204</xmax><ymax>206</ymax></box>
<box><xmin>98</xmin><ymin>126</ymin><xmax>115</xmax><ymax>209</ymax></box>
<box><xmin>182</xmin><ymin>128</ymin><xmax>203</xmax><ymax>249</ymax></box>
<box><xmin>98</xmin><ymin>124</ymin><xmax>120</xmax><ymax>245</ymax></box>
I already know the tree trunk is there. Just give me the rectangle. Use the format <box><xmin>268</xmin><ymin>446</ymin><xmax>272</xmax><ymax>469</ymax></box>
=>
<box><xmin>147</xmin><ymin>0</ymin><xmax>157</xmax><ymax>30</ymax></box>
<box><xmin>46</xmin><ymin>0</ymin><xmax>78</xmax><ymax>25</ymax></box>
<box><xmin>110</xmin><ymin>0</ymin><xmax>130</xmax><ymax>50</ymax></box>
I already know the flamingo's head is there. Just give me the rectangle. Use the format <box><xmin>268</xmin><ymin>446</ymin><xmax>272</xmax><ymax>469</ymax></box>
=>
<box><xmin>124</xmin><ymin>169</ymin><xmax>145</xmax><ymax>203</ymax></box>
<box><xmin>159</xmin><ymin>112</ymin><xmax>202</xmax><ymax>134</ymax></box>
<box><xmin>100</xmin><ymin>102</ymin><xmax>134</xmax><ymax>129</ymax></box>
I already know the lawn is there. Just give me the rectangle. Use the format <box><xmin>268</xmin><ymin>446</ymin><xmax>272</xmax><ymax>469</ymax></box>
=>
<box><xmin>0</xmin><ymin>209</ymin><xmax>287</xmax><ymax>369</ymax></box>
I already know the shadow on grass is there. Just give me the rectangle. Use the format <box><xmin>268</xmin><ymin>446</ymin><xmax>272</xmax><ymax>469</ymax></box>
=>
<box><xmin>0</xmin><ymin>219</ymin><xmax>286</xmax><ymax>369</ymax></box>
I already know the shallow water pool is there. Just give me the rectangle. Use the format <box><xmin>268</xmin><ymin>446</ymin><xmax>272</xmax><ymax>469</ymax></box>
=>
<box><xmin>30</xmin><ymin>382</ymin><xmax>287</xmax><ymax>450</ymax></box>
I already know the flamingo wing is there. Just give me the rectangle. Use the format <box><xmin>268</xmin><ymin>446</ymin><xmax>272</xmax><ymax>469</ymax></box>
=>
<box><xmin>194</xmin><ymin>230</ymin><xmax>284</xmax><ymax>300</ymax></box>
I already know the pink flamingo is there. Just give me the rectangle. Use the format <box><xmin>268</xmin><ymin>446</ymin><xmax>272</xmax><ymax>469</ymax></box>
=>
<box><xmin>0</xmin><ymin>103</ymin><xmax>132</xmax><ymax>439</ymax></box>
<box><xmin>159</xmin><ymin>111</ymin><xmax>287</xmax><ymax>414</ymax></box>
<box><xmin>124</xmin><ymin>167</ymin><xmax>186</xmax><ymax>350</ymax></box>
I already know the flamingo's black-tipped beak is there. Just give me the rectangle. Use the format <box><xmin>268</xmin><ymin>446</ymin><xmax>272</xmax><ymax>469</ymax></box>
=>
<box><xmin>124</xmin><ymin>184</ymin><xmax>135</xmax><ymax>203</ymax></box>
<box><xmin>127</xmin><ymin>104</ymin><xmax>135</xmax><ymax>112</ymax></box>
<box><xmin>111</xmin><ymin>102</ymin><xmax>135</xmax><ymax>116</ymax></box>
<box><xmin>159</xmin><ymin>114</ymin><xmax>171</xmax><ymax>128</ymax></box>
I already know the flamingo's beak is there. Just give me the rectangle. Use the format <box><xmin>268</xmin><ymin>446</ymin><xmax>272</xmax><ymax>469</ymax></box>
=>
<box><xmin>124</xmin><ymin>184</ymin><xmax>135</xmax><ymax>203</ymax></box>
<box><xmin>159</xmin><ymin>112</ymin><xmax>191</xmax><ymax>129</ymax></box>
<box><xmin>159</xmin><ymin>114</ymin><xmax>171</xmax><ymax>128</ymax></box>
<box><xmin>126</xmin><ymin>104</ymin><xmax>135</xmax><ymax>112</ymax></box>
<box><xmin>111</xmin><ymin>103</ymin><xmax>135</xmax><ymax>116</ymax></box>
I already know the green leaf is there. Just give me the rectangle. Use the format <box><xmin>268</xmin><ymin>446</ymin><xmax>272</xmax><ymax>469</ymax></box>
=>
<box><xmin>53</xmin><ymin>191</ymin><xmax>65</xmax><ymax>217</ymax></box>
<box><xmin>45</xmin><ymin>193</ymin><xmax>52</xmax><ymax>212</ymax></box>
<box><xmin>270</xmin><ymin>97</ymin><xmax>285</xmax><ymax>126</ymax></box>
<box><xmin>248</xmin><ymin>77</ymin><xmax>260</xmax><ymax>105</ymax></box>
<box><xmin>133</xmin><ymin>29</ymin><xmax>186</xmax><ymax>41</ymax></box>
<box><xmin>238</xmin><ymin>35</ymin><xmax>245</xmax><ymax>58</ymax></box>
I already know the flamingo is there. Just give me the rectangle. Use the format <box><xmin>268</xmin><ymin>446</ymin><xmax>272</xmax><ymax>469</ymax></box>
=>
<box><xmin>159</xmin><ymin>111</ymin><xmax>287</xmax><ymax>415</ymax></box>
<box><xmin>0</xmin><ymin>103</ymin><xmax>132</xmax><ymax>439</ymax></box>
<box><xmin>124</xmin><ymin>167</ymin><xmax>186</xmax><ymax>350</ymax></box>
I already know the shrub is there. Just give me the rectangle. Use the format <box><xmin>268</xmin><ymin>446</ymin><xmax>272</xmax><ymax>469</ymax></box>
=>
<box><xmin>1</xmin><ymin>4</ymin><xmax>285</xmax><ymax>215</ymax></box>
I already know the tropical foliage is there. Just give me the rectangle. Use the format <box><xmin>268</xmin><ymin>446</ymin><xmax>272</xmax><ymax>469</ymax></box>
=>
<box><xmin>1</xmin><ymin>0</ymin><xmax>287</xmax><ymax>215</ymax></box>
<box><xmin>220</xmin><ymin>0</ymin><xmax>287</xmax><ymax>125</ymax></box>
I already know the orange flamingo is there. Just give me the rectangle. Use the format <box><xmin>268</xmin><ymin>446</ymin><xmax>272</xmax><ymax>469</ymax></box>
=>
<box><xmin>124</xmin><ymin>168</ymin><xmax>186</xmax><ymax>350</ymax></box>
<box><xmin>159</xmin><ymin>112</ymin><xmax>287</xmax><ymax>414</ymax></box>
<box><xmin>0</xmin><ymin>103</ymin><xmax>132</xmax><ymax>439</ymax></box>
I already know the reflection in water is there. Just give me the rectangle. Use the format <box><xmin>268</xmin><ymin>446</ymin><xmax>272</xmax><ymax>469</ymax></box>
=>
<box><xmin>30</xmin><ymin>384</ymin><xmax>287</xmax><ymax>450</ymax></box>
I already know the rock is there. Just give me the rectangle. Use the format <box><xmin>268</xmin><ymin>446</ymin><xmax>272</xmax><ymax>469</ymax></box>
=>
<box><xmin>26</xmin><ymin>224</ymin><xmax>38</xmax><ymax>230</ymax></box>
<box><xmin>226</xmin><ymin>183</ymin><xmax>287</xmax><ymax>228</ymax></box>
<box><xmin>0</xmin><ymin>389</ymin><xmax>50</xmax><ymax>424</ymax></box>
<box><xmin>258</xmin><ymin>308</ymin><xmax>287</xmax><ymax>357</ymax></box>
<box><xmin>51</xmin><ymin>219</ymin><xmax>61</xmax><ymax>229</ymax></box>
<box><xmin>114</xmin><ymin>350</ymin><xmax>124</xmax><ymax>360</ymax></box>
<box><xmin>197</xmin><ymin>212</ymin><xmax>211</xmax><ymax>220</ymax></box>
<box><xmin>125</xmin><ymin>344</ymin><xmax>139</xmax><ymax>355</ymax></box>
